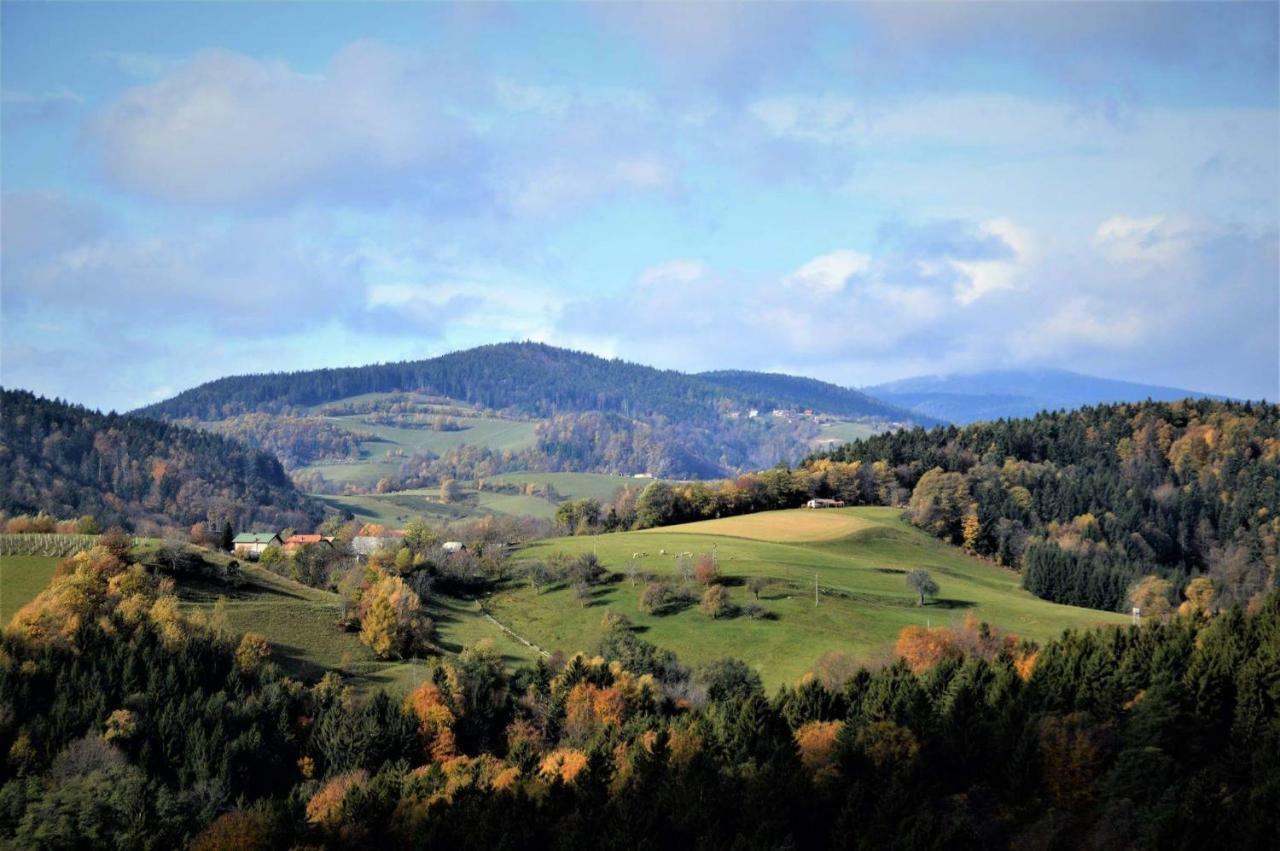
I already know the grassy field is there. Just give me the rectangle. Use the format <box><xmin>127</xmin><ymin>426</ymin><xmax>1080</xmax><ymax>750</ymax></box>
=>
<box><xmin>177</xmin><ymin>563</ymin><xmax>541</xmax><ymax>694</ymax></box>
<box><xmin>315</xmin><ymin>486</ymin><xmax>560</xmax><ymax>526</ymax></box>
<box><xmin>811</xmin><ymin>420</ymin><xmax>883</xmax><ymax>449</ymax></box>
<box><xmin>296</xmin><ymin>414</ymin><xmax>537</xmax><ymax>488</ymax></box>
<box><xmin>483</xmin><ymin>471</ymin><xmax>656</xmax><ymax>502</ymax></box>
<box><xmin>0</xmin><ymin>555</ymin><xmax>60</xmax><ymax>623</ymax></box>
<box><xmin>495</xmin><ymin>507</ymin><xmax>1129</xmax><ymax>688</ymax></box>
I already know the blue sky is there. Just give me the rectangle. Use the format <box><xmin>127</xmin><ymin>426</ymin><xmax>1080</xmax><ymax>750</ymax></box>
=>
<box><xmin>2</xmin><ymin>1</ymin><xmax>1277</xmax><ymax>411</ymax></box>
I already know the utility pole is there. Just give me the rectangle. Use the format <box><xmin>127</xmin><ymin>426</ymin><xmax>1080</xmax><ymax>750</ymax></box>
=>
<box><xmin>814</xmin><ymin>573</ymin><xmax>819</xmax><ymax>607</ymax></box>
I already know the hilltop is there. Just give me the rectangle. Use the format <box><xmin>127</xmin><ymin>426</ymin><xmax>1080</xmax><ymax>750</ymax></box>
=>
<box><xmin>134</xmin><ymin>343</ymin><xmax>928</xmax><ymax>480</ymax></box>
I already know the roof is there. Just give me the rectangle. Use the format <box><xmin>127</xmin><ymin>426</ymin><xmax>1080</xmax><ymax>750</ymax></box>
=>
<box><xmin>232</xmin><ymin>532</ymin><xmax>280</xmax><ymax>544</ymax></box>
<box><xmin>285</xmin><ymin>534</ymin><xmax>326</xmax><ymax>545</ymax></box>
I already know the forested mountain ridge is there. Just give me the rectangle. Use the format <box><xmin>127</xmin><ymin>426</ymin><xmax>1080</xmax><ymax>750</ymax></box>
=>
<box><xmin>133</xmin><ymin>343</ymin><xmax>929</xmax><ymax>479</ymax></box>
<box><xmin>866</xmin><ymin>367</ymin><xmax>1228</xmax><ymax>424</ymax></box>
<box><xmin>0</xmin><ymin>388</ymin><xmax>322</xmax><ymax>533</ymax></box>
<box><xmin>136</xmin><ymin>342</ymin><xmax>925</xmax><ymax>425</ymax></box>
<box><xmin>808</xmin><ymin>398</ymin><xmax>1279</xmax><ymax>612</ymax></box>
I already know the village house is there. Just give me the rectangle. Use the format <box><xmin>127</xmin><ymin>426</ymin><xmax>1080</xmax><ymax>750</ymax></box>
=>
<box><xmin>283</xmin><ymin>534</ymin><xmax>333</xmax><ymax>554</ymax></box>
<box><xmin>804</xmin><ymin>498</ymin><xmax>846</xmax><ymax>509</ymax></box>
<box><xmin>232</xmin><ymin>532</ymin><xmax>283</xmax><ymax>559</ymax></box>
<box><xmin>441</xmin><ymin>541</ymin><xmax>466</xmax><ymax>554</ymax></box>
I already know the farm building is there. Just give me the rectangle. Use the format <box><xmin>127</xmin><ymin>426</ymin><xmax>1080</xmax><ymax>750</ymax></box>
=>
<box><xmin>232</xmin><ymin>532</ymin><xmax>282</xmax><ymax>559</ymax></box>
<box><xmin>283</xmin><ymin>534</ymin><xmax>333</xmax><ymax>554</ymax></box>
<box><xmin>441</xmin><ymin>541</ymin><xmax>466</xmax><ymax>554</ymax></box>
<box><xmin>804</xmin><ymin>498</ymin><xmax>846</xmax><ymax>509</ymax></box>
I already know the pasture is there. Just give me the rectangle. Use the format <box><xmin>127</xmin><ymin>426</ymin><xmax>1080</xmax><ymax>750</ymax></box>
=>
<box><xmin>176</xmin><ymin>563</ymin><xmax>541</xmax><ymax>694</ymax></box>
<box><xmin>496</xmin><ymin>507</ymin><xmax>1128</xmax><ymax>688</ymax></box>
<box><xmin>0</xmin><ymin>555</ymin><xmax>60</xmax><ymax>623</ymax></box>
<box><xmin>296</xmin><ymin>413</ymin><xmax>537</xmax><ymax>488</ymax></box>
<box><xmin>314</xmin><ymin>485</ymin><xmax>560</xmax><ymax>526</ymax></box>
<box><xmin>483</xmin><ymin>471</ymin><xmax>655</xmax><ymax>502</ymax></box>
<box><xmin>811</xmin><ymin>420</ymin><xmax>883</xmax><ymax>448</ymax></box>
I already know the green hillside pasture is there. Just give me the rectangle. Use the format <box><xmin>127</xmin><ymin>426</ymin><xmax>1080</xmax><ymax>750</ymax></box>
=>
<box><xmin>493</xmin><ymin>507</ymin><xmax>1128</xmax><ymax>689</ymax></box>
<box><xmin>314</xmin><ymin>487</ymin><xmax>559</xmax><ymax>527</ymax></box>
<box><xmin>176</xmin><ymin>563</ymin><xmax>540</xmax><ymax>695</ymax></box>
<box><xmin>484</xmin><ymin>471</ymin><xmax>656</xmax><ymax>502</ymax></box>
<box><xmin>0</xmin><ymin>555</ymin><xmax>60</xmax><ymax>623</ymax></box>
<box><xmin>811</xmin><ymin>420</ymin><xmax>883</xmax><ymax>449</ymax></box>
<box><xmin>296</xmin><ymin>415</ymin><xmax>538</xmax><ymax>487</ymax></box>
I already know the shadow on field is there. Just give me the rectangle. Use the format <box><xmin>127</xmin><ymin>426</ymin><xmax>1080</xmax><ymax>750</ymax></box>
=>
<box><xmin>927</xmin><ymin>598</ymin><xmax>976</xmax><ymax>610</ymax></box>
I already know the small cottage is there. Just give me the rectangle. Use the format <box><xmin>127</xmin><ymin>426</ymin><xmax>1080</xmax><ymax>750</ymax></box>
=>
<box><xmin>232</xmin><ymin>532</ymin><xmax>283</xmax><ymax>559</ymax></box>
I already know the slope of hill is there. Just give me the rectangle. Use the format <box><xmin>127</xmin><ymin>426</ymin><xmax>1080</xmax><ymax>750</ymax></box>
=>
<box><xmin>0</xmin><ymin>388</ymin><xmax>321</xmax><ymax>532</ymax></box>
<box><xmin>866</xmin><ymin>368</ymin><xmax>1228</xmax><ymax>423</ymax></box>
<box><xmin>503</xmin><ymin>506</ymin><xmax>1127</xmax><ymax>687</ymax></box>
<box><xmin>136</xmin><ymin>343</ymin><xmax>929</xmax><ymax>479</ymax></box>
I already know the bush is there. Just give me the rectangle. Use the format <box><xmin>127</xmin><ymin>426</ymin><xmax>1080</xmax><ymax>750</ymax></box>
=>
<box><xmin>700</xmin><ymin>585</ymin><xmax>733</xmax><ymax>619</ymax></box>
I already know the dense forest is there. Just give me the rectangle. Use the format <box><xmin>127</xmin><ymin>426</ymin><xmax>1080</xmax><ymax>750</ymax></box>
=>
<box><xmin>1</xmin><ymin>541</ymin><xmax>1276</xmax><ymax>849</ymax></box>
<box><xmin>136</xmin><ymin>343</ymin><xmax>923</xmax><ymax>426</ymax></box>
<box><xmin>0</xmin><ymin>389</ymin><xmax>322</xmax><ymax>533</ymax></box>
<box><xmin>811</xmin><ymin>399</ymin><xmax>1279</xmax><ymax>612</ymax></box>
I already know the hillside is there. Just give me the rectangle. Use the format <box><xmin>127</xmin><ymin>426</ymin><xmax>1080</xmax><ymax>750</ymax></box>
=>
<box><xmin>810</xmin><ymin>398</ymin><xmax>1280</xmax><ymax>612</ymax></box>
<box><xmin>0</xmin><ymin>388</ymin><xmax>321</xmax><ymax>532</ymax></box>
<box><xmin>503</xmin><ymin>507</ymin><xmax>1127</xmax><ymax>686</ymax></box>
<box><xmin>136</xmin><ymin>343</ymin><xmax>927</xmax><ymax>480</ymax></box>
<box><xmin>866</xmin><ymin>367</ymin><xmax>1228</xmax><ymax>423</ymax></box>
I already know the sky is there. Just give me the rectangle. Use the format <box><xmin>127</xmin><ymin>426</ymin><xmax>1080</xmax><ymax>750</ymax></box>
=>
<box><xmin>2</xmin><ymin>1</ymin><xmax>1277</xmax><ymax>412</ymax></box>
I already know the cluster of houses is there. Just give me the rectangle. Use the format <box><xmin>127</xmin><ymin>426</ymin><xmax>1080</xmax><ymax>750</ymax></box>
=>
<box><xmin>231</xmin><ymin>529</ymin><xmax>465</xmax><ymax>561</ymax></box>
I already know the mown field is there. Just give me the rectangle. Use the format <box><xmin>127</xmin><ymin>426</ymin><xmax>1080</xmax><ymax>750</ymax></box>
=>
<box><xmin>0</xmin><ymin>555</ymin><xmax>60</xmax><ymax>623</ymax></box>
<box><xmin>483</xmin><ymin>471</ymin><xmax>657</xmax><ymax>502</ymax></box>
<box><xmin>810</xmin><ymin>419</ymin><xmax>882</xmax><ymax>449</ymax></box>
<box><xmin>495</xmin><ymin>507</ymin><xmax>1129</xmax><ymax>688</ymax></box>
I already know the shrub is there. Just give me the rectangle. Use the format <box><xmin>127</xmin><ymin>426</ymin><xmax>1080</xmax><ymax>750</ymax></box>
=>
<box><xmin>700</xmin><ymin>584</ymin><xmax>732</xmax><ymax>619</ymax></box>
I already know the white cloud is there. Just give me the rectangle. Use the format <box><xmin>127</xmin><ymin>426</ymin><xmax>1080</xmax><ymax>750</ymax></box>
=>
<box><xmin>785</xmin><ymin>250</ymin><xmax>870</xmax><ymax>294</ymax></box>
<box><xmin>88</xmin><ymin>42</ymin><xmax>473</xmax><ymax>205</ymax></box>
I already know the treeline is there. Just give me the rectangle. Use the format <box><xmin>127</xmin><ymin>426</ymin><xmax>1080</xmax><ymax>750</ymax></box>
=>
<box><xmin>814</xmin><ymin>399</ymin><xmax>1279</xmax><ymax>611</ymax></box>
<box><xmin>136</xmin><ymin>342</ymin><xmax>919</xmax><ymax>427</ymax></box>
<box><xmin>2</xmin><ymin>542</ymin><xmax>1276</xmax><ymax>848</ymax></box>
<box><xmin>0</xmin><ymin>389</ymin><xmax>322</xmax><ymax>534</ymax></box>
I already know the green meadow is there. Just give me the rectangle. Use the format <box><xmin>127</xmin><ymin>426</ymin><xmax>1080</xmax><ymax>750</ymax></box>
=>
<box><xmin>482</xmin><ymin>471</ymin><xmax>655</xmax><ymax>502</ymax></box>
<box><xmin>496</xmin><ymin>507</ymin><xmax>1129</xmax><ymax>688</ymax></box>
<box><xmin>296</xmin><ymin>414</ymin><xmax>537</xmax><ymax>488</ymax></box>
<box><xmin>0</xmin><ymin>555</ymin><xmax>60</xmax><ymax>623</ymax></box>
<box><xmin>176</xmin><ymin>563</ymin><xmax>540</xmax><ymax>694</ymax></box>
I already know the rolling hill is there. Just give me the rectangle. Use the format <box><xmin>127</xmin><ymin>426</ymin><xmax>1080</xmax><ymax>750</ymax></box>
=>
<box><xmin>136</xmin><ymin>343</ymin><xmax>929</xmax><ymax>480</ymax></box>
<box><xmin>501</xmin><ymin>506</ymin><xmax>1128</xmax><ymax>687</ymax></box>
<box><xmin>865</xmin><ymin>368</ymin><xmax>1228</xmax><ymax>423</ymax></box>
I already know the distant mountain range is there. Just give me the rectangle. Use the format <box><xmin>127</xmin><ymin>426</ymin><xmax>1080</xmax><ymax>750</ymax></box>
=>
<box><xmin>864</xmin><ymin>369</ymin><xmax>1228</xmax><ymax>424</ymax></box>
